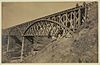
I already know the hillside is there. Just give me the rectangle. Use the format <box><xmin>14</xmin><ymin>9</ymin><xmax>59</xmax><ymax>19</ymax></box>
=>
<box><xmin>23</xmin><ymin>19</ymin><xmax>98</xmax><ymax>63</ymax></box>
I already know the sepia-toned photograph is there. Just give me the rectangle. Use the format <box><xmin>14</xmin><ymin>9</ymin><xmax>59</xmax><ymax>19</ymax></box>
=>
<box><xmin>2</xmin><ymin>1</ymin><xmax>98</xmax><ymax>63</ymax></box>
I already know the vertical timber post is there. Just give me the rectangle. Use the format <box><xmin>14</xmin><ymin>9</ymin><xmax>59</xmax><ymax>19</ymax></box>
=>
<box><xmin>78</xmin><ymin>8</ymin><xmax>81</xmax><ymax>28</ymax></box>
<box><xmin>62</xmin><ymin>28</ymin><xmax>65</xmax><ymax>38</ymax></box>
<box><xmin>78</xmin><ymin>8</ymin><xmax>81</xmax><ymax>31</ymax></box>
<box><xmin>21</xmin><ymin>36</ymin><xmax>25</xmax><ymax>62</ymax></box>
<box><xmin>83</xmin><ymin>2</ymin><xmax>87</xmax><ymax>28</ymax></box>
<box><xmin>7</xmin><ymin>35</ymin><xmax>10</xmax><ymax>52</ymax></box>
<box><xmin>73</xmin><ymin>10</ymin><xmax>76</xmax><ymax>32</ymax></box>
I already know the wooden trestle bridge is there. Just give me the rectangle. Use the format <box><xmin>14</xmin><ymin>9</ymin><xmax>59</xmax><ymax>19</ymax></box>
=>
<box><xmin>2</xmin><ymin>2</ymin><xmax>98</xmax><ymax>62</ymax></box>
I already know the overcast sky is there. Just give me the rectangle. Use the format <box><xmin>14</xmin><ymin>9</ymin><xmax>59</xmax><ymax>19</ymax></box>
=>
<box><xmin>2</xmin><ymin>2</ymin><xmax>83</xmax><ymax>29</ymax></box>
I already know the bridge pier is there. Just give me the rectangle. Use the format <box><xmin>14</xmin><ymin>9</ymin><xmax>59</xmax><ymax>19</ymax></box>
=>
<box><xmin>7</xmin><ymin>35</ymin><xmax>10</xmax><ymax>52</ymax></box>
<box><xmin>20</xmin><ymin>36</ymin><xmax>25</xmax><ymax>62</ymax></box>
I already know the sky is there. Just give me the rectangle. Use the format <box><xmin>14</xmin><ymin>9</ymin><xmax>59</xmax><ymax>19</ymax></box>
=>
<box><xmin>2</xmin><ymin>2</ymin><xmax>83</xmax><ymax>29</ymax></box>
